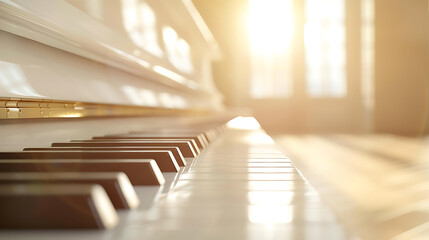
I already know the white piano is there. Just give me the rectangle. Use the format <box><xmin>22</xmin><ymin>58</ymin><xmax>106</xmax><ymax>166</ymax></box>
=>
<box><xmin>0</xmin><ymin>0</ymin><xmax>351</xmax><ymax>239</ymax></box>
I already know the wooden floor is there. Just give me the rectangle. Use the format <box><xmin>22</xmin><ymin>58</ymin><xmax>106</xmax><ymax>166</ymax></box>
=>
<box><xmin>273</xmin><ymin>134</ymin><xmax>429</xmax><ymax>240</ymax></box>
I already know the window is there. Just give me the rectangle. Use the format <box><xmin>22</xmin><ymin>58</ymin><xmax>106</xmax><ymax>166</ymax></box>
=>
<box><xmin>248</xmin><ymin>0</ymin><xmax>294</xmax><ymax>98</ymax></box>
<box><xmin>305</xmin><ymin>0</ymin><xmax>346</xmax><ymax>97</ymax></box>
<box><xmin>361</xmin><ymin>0</ymin><xmax>374</xmax><ymax>109</ymax></box>
<box><xmin>248</xmin><ymin>0</ymin><xmax>347</xmax><ymax>98</ymax></box>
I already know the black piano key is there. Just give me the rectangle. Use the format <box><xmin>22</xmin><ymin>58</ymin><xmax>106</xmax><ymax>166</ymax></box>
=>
<box><xmin>0</xmin><ymin>159</ymin><xmax>164</xmax><ymax>185</ymax></box>
<box><xmin>93</xmin><ymin>136</ymin><xmax>201</xmax><ymax>154</ymax></box>
<box><xmin>0</xmin><ymin>172</ymin><xmax>140</xmax><ymax>209</ymax></box>
<box><xmin>24</xmin><ymin>146</ymin><xmax>186</xmax><ymax>166</ymax></box>
<box><xmin>125</xmin><ymin>132</ymin><xmax>209</xmax><ymax>149</ymax></box>
<box><xmin>0</xmin><ymin>150</ymin><xmax>179</xmax><ymax>172</ymax></box>
<box><xmin>0</xmin><ymin>184</ymin><xmax>118</xmax><ymax>229</ymax></box>
<box><xmin>63</xmin><ymin>140</ymin><xmax>197</xmax><ymax>158</ymax></box>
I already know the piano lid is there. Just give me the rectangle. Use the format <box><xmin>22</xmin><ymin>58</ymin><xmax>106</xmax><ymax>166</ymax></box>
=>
<box><xmin>0</xmin><ymin>0</ymin><xmax>223</xmax><ymax>115</ymax></box>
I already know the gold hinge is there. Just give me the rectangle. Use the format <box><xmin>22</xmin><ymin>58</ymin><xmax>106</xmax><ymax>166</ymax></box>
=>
<box><xmin>0</xmin><ymin>97</ymin><xmax>208</xmax><ymax>119</ymax></box>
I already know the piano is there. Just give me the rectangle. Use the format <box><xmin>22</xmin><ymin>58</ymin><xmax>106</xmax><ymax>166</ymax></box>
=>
<box><xmin>0</xmin><ymin>0</ymin><xmax>351</xmax><ymax>239</ymax></box>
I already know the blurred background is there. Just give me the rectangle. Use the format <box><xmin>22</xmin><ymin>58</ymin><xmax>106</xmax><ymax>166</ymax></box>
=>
<box><xmin>194</xmin><ymin>1</ymin><xmax>429</xmax><ymax>239</ymax></box>
<box><xmin>193</xmin><ymin>0</ymin><xmax>429</xmax><ymax>136</ymax></box>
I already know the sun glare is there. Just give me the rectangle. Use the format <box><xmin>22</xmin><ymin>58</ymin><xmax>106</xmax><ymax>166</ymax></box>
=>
<box><xmin>227</xmin><ymin>116</ymin><xmax>261</xmax><ymax>130</ymax></box>
<box><xmin>248</xmin><ymin>0</ymin><xmax>293</xmax><ymax>54</ymax></box>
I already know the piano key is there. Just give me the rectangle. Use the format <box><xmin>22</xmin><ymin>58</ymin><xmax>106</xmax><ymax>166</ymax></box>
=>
<box><xmin>93</xmin><ymin>136</ymin><xmax>202</xmax><ymax>153</ymax></box>
<box><xmin>0</xmin><ymin>159</ymin><xmax>164</xmax><ymax>185</ymax></box>
<box><xmin>203</xmin><ymin>131</ymin><xmax>216</xmax><ymax>143</ymax></box>
<box><xmin>114</xmin><ymin>129</ymin><xmax>209</xmax><ymax>136</ymax></box>
<box><xmin>125</xmin><ymin>132</ymin><xmax>209</xmax><ymax>149</ymax></box>
<box><xmin>129</xmin><ymin>128</ymin><xmax>214</xmax><ymax>133</ymax></box>
<box><xmin>133</xmin><ymin>135</ymin><xmax>208</xmax><ymax>149</ymax></box>
<box><xmin>24</xmin><ymin>146</ymin><xmax>186</xmax><ymax>166</ymax></box>
<box><xmin>0</xmin><ymin>172</ymin><xmax>140</xmax><ymax>209</ymax></box>
<box><xmin>63</xmin><ymin>140</ymin><xmax>197</xmax><ymax>158</ymax></box>
<box><xmin>0</xmin><ymin>184</ymin><xmax>118</xmax><ymax>229</ymax></box>
<box><xmin>0</xmin><ymin>150</ymin><xmax>179</xmax><ymax>172</ymax></box>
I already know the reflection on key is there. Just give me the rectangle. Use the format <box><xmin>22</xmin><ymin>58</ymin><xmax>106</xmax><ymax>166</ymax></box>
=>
<box><xmin>24</xmin><ymin>147</ymin><xmax>186</xmax><ymax>167</ymax></box>
<box><xmin>62</xmin><ymin>140</ymin><xmax>197</xmax><ymax>158</ymax></box>
<box><xmin>0</xmin><ymin>184</ymin><xmax>118</xmax><ymax>229</ymax></box>
<box><xmin>0</xmin><ymin>172</ymin><xmax>140</xmax><ymax>209</ymax></box>
<box><xmin>0</xmin><ymin>159</ymin><xmax>164</xmax><ymax>185</ymax></box>
<box><xmin>0</xmin><ymin>151</ymin><xmax>179</xmax><ymax>172</ymax></box>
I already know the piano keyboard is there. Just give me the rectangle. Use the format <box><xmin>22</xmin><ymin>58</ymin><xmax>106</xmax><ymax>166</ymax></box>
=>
<box><xmin>0</xmin><ymin>116</ymin><xmax>350</xmax><ymax>238</ymax></box>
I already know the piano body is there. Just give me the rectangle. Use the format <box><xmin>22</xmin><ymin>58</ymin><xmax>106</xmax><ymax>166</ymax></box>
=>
<box><xmin>0</xmin><ymin>0</ymin><xmax>350</xmax><ymax>239</ymax></box>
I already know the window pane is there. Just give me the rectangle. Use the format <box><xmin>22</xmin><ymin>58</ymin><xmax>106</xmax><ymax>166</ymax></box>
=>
<box><xmin>361</xmin><ymin>0</ymin><xmax>375</xmax><ymax>110</ymax></box>
<box><xmin>305</xmin><ymin>0</ymin><xmax>346</xmax><ymax>97</ymax></box>
<box><xmin>248</xmin><ymin>0</ymin><xmax>294</xmax><ymax>98</ymax></box>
